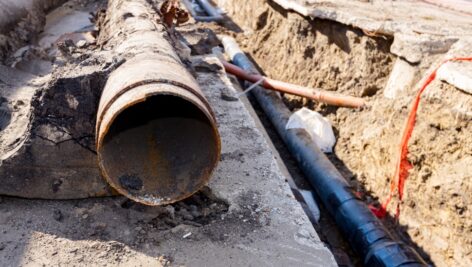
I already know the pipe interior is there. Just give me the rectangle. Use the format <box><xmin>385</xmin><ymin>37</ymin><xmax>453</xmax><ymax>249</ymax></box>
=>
<box><xmin>100</xmin><ymin>95</ymin><xmax>219</xmax><ymax>203</ymax></box>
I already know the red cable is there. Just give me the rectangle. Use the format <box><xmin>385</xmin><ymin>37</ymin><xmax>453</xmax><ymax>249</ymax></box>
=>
<box><xmin>371</xmin><ymin>57</ymin><xmax>472</xmax><ymax>219</ymax></box>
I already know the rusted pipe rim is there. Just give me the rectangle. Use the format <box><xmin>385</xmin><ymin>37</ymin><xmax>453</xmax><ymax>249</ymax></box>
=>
<box><xmin>97</xmin><ymin>83</ymin><xmax>221</xmax><ymax>206</ymax></box>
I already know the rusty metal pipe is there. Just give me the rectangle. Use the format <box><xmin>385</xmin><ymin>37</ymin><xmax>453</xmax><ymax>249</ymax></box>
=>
<box><xmin>96</xmin><ymin>0</ymin><xmax>221</xmax><ymax>206</ymax></box>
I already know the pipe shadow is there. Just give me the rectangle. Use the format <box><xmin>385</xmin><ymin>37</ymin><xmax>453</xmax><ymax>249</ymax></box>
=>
<box><xmin>0</xmin><ymin>187</ymin><xmax>229</xmax><ymax>267</ymax></box>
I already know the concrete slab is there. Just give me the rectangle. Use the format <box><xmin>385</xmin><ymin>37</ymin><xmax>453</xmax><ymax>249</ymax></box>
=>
<box><xmin>0</xmin><ymin>55</ymin><xmax>337</xmax><ymax>266</ymax></box>
<box><xmin>438</xmin><ymin>61</ymin><xmax>472</xmax><ymax>95</ymax></box>
<box><xmin>437</xmin><ymin>39</ymin><xmax>472</xmax><ymax>95</ymax></box>
<box><xmin>271</xmin><ymin>0</ymin><xmax>472</xmax><ymax>63</ymax></box>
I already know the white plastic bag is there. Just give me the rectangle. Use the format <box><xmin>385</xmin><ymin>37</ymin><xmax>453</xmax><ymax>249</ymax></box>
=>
<box><xmin>285</xmin><ymin>108</ymin><xmax>336</xmax><ymax>153</ymax></box>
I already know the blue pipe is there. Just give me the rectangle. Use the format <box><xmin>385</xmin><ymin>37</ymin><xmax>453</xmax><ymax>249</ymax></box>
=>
<box><xmin>221</xmin><ymin>36</ymin><xmax>427</xmax><ymax>267</ymax></box>
<box><xmin>182</xmin><ymin>0</ymin><xmax>223</xmax><ymax>22</ymax></box>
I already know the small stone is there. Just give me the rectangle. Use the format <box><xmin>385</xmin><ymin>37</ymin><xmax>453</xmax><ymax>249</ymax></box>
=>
<box><xmin>158</xmin><ymin>255</ymin><xmax>171</xmax><ymax>266</ymax></box>
<box><xmin>183</xmin><ymin>221</ymin><xmax>202</xmax><ymax>227</ymax></box>
<box><xmin>165</xmin><ymin>205</ymin><xmax>175</xmax><ymax>219</ymax></box>
<box><xmin>82</xmin><ymin>214</ymin><xmax>89</xmax><ymax>219</ymax></box>
<box><xmin>178</xmin><ymin>208</ymin><xmax>194</xmax><ymax>221</ymax></box>
<box><xmin>221</xmin><ymin>93</ymin><xmax>238</xmax><ymax>102</ymax></box>
<box><xmin>163</xmin><ymin>217</ymin><xmax>177</xmax><ymax>227</ymax></box>
<box><xmin>53</xmin><ymin>210</ymin><xmax>63</xmax><ymax>222</ymax></box>
<box><xmin>183</xmin><ymin>213</ymin><xmax>194</xmax><ymax>221</ymax></box>
<box><xmin>64</xmin><ymin>39</ymin><xmax>75</xmax><ymax>47</ymax></box>
<box><xmin>93</xmin><ymin>222</ymin><xmax>107</xmax><ymax>230</ymax></box>
<box><xmin>190</xmin><ymin>210</ymin><xmax>201</xmax><ymax>218</ymax></box>
<box><xmin>201</xmin><ymin>207</ymin><xmax>211</xmax><ymax>217</ymax></box>
<box><xmin>76</xmin><ymin>40</ymin><xmax>87</xmax><ymax>48</ymax></box>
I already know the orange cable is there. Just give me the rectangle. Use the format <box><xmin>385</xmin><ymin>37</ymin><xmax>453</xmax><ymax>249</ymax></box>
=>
<box><xmin>371</xmin><ymin>57</ymin><xmax>472</xmax><ymax>219</ymax></box>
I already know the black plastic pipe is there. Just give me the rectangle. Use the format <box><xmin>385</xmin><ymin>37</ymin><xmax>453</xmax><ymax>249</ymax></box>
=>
<box><xmin>221</xmin><ymin>36</ymin><xmax>427</xmax><ymax>267</ymax></box>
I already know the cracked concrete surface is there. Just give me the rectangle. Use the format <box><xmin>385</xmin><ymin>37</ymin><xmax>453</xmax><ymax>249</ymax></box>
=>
<box><xmin>267</xmin><ymin>0</ymin><xmax>472</xmax><ymax>63</ymax></box>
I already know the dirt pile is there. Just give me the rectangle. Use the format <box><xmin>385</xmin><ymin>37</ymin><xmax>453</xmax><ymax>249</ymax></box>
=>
<box><xmin>216</xmin><ymin>0</ymin><xmax>472</xmax><ymax>266</ymax></box>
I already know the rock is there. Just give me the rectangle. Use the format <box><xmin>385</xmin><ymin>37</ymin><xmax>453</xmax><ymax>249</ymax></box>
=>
<box><xmin>201</xmin><ymin>207</ymin><xmax>211</xmax><ymax>217</ymax></box>
<box><xmin>220</xmin><ymin>93</ymin><xmax>238</xmax><ymax>102</ymax></box>
<box><xmin>53</xmin><ymin>209</ymin><xmax>63</xmax><ymax>222</ymax></box>
<box><xmin>189</xmin><ymin>205</ymin><xmax>198</xmax><ymax>212</ymax></box>
<box><xmin>181</xmin><ymin>210</ymin><xmax>194</xmax><ymax>221</ymax></box>
<box><xmin>391</xmin><ymin>33</ymin><xmax>458</xmax><ymax>64</ymax></box>
<box><xmin>76</xmin><ymin>40</ymin><xmax>88</xmax><ymax>48</ymax></box>
<box><xmin>384</xmin><ymin>57</ymin><xmax>418</xmax><ymax>99</ymax></box>
<box><xmin>165</xmin><ymin>205</ymin><xmax>175</xmax><ymax>220</ymax></box>
<box><xmin>170</xmin><ymin>224</ymin><xmax>193</xmax><ymax>234</ymax></box>
<box><xmin>190</xmin><ymin>210</ymin><xmax>201</xmax><ymax>218</ymax></box>
<box><xmin>158</xmin><ymin>255</ymin><xmax>171</xmax><ymax>266</ymax></box>
<box><xmin>437</xmin><ymin>61</ymin><xmax>472</xmax><ymax>95</ymax></box>
<box><xmin>92</xmin><ymin>222</ymin><xmax>107</xmax><ymax>230</ymax></box>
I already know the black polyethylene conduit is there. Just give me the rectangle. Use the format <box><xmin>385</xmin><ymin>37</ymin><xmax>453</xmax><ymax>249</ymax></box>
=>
<box><xmin>221</xmin><ymin>36</ymin><xmax>427</xmax><ymax>267</ymax></box>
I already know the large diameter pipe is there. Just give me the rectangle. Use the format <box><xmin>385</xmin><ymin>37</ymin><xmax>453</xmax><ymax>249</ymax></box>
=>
<box><xmin>96</xmin><ymin>0</ymin><xmax>221</xmax><ymax>206</ymax></box>
<box><xmin>221</xmin><ymin>36</ymin><xmax>426</xmax><ymax>267</ymax></box>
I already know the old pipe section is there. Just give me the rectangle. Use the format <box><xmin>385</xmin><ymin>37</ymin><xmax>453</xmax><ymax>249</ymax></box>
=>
<box><xmin>221</xmin><ymin>36</ymin><xmax>426</xmax><ymax>267</ymax></box>
<box><xmin>96</xmin><ymin>0</ymin><xmax>221</xmax><ymax>205</ymax></box>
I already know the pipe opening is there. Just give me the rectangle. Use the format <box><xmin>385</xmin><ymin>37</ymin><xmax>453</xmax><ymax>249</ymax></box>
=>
<box><xmin>99</xmin><ymin>94</ymin><xmax>219</xmax><ymax>205</ymax></box>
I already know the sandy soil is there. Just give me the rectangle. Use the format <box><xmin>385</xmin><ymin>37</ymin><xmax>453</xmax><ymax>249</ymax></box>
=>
<box><xmin>216</xmin><ymin>0</ymin><xmax>472</xmax><ymax>266</ymax></box>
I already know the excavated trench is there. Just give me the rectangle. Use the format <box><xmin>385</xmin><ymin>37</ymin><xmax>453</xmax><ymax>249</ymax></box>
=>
<box><xmin>1</xmin><ymin>0</ymin><xmax>471</xmax><ymax>266</ymax></box>
<box><xmin>216</xmin><ymin>0</ymin><xmax>472</xmax><ymax>266</ymax></box>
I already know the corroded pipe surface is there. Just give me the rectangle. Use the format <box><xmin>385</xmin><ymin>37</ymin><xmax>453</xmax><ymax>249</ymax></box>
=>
<box><xmin>96</xmin><ymin>0</ymin><xmax>220</xmax><ymax>205</ymax></box>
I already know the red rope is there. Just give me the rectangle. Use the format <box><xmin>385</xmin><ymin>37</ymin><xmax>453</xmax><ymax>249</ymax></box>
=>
<box><xmin>371</xmin><ymin>57</ymin><xmax>472</xmax><ymax>219</ymax></box>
